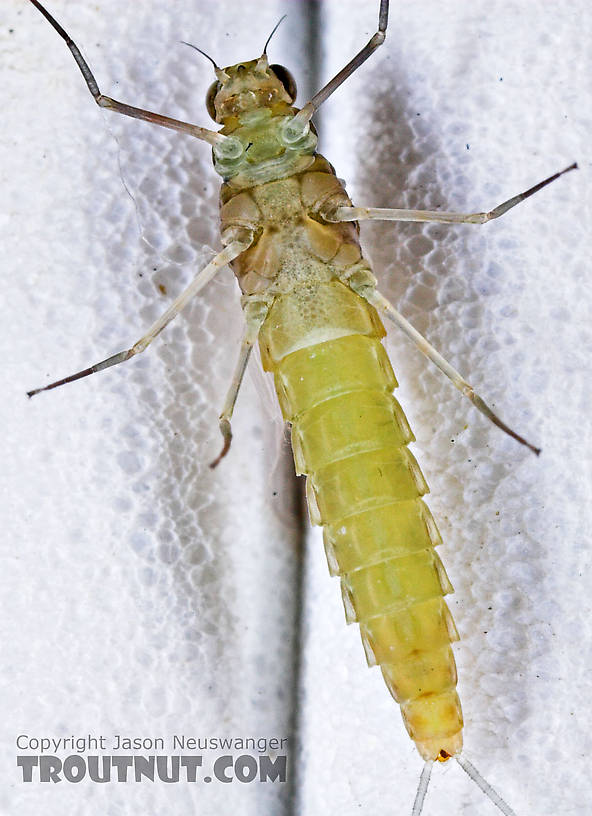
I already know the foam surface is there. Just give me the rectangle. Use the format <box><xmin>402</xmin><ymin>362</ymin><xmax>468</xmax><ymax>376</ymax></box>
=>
<box><xmin>2</xmin><ymin>2</ymin><xmax>590</xmax><ymax>814</ymax></box>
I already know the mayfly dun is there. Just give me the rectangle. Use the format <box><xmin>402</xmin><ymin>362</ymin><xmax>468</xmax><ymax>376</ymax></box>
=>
<box><xmin>8</xmin><ymin>0</ymin><xmax>587</xmax><ymax>814</ymax></box>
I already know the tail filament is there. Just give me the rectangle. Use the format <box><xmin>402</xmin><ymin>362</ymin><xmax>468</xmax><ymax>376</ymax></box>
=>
<box><xmin>411</xmin><ymin>760</ymin><xmax>433</xmax><ymax>816</ymax></box>
<box><xmin>455</xmin><ymin>755</ymin><xmax>518</xmax><ymax>816</ymax></box>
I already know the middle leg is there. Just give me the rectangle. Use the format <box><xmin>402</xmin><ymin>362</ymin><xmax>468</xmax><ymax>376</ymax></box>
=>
<box><xmin>322</xmin><ymin>164</ymin><xmax>576</xmax><ymax>226</ymax></box>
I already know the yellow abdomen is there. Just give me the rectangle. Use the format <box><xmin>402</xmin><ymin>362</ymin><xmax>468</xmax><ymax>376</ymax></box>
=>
<box><xmin>259</xmin><ymin>278</ymin><xmax>464</xmax><ymax>761</ymax></box>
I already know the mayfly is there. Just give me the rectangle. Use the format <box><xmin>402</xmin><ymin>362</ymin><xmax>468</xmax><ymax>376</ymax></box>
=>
<box><xmin>23</xmin><ymin>0</ymin><xmax>577</xmax><ymax>813</ymax></box>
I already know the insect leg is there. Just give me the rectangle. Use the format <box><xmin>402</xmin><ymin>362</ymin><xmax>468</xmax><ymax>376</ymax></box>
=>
<box><xmin>323</xmin><ymin>163</ymin><xmax>577</xmax><ymax>225</ymax></box>
<box><xmin>27</xmin><ymin>239</ymin><xmax>252</xmax><ymax>398</ymax></box>
<box><xmin>287</xmin><ymin>0</ymin><xmax>388</xmax><ymax>135</ymax></box>
<box><xmin>27</xmin><ymin>0</ymin><xmax>234</xmax><ymax>150</ymax></box>
<box><xmin>345</xmin><ymin>271</ymin><xmax>541</xmax><ymax>455</ymax></box>
<box><xmin>209</xmin><ymin>298</ymin><xmax>270</xmax><ymax>469</ymax></box>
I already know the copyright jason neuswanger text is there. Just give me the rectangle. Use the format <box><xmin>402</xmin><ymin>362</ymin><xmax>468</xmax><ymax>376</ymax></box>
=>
<box><xmin>15</xmin><ymin>734</ymin><xmax>289</xmax><ymax>783</ymax></box>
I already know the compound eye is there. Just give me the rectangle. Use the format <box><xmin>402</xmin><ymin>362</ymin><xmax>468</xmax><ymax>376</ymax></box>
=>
<box><xmin>269</xmin><ymin>64</ymin><xmax>297</xmax><ymax>103</ymax></box>
<box><xmin>206</xmin><ymin>81</ymin><xmax>221</xmax><ymax>121</ymax></box>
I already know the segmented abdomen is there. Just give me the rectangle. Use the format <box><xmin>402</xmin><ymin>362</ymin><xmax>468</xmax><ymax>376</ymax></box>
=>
<box><xmin>259</xmin><ymin>279</ymin><xmax>464</xmax><ymax>761</ymax></box>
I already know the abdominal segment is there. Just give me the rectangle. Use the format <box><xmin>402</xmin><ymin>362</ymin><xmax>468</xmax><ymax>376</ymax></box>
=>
<box><xmin>260</xmin><ymin>280</ymin><xmax>464</xmax><ymax>761</ymax></box>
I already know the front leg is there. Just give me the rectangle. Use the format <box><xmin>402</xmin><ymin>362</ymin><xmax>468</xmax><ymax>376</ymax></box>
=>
<box><xmin>28</xmin><ymin>0</ymin><xmax>237</xmax><ymax>152</ymax></box>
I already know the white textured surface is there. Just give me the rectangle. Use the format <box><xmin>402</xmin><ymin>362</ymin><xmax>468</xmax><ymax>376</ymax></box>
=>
<box><xmin>3</xmin><ymin>2</ymin><xmax>301</xmax><ymax>815</ymax></box>
<box><xmin>2</xmin><ymin>2</ymin><xmax>590</xmax><ymax>816</ymax></box>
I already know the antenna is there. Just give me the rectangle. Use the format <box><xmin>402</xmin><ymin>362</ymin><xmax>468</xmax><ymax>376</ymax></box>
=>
<box><xmin>180</xmin><ymin>41</ymin><xmax>219</xmax><ymax>70</ymax></box>
<box><xmin>262</xmin><ymin>15</ymin><xmax>287</xmax><ymax>55</ymax></box>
